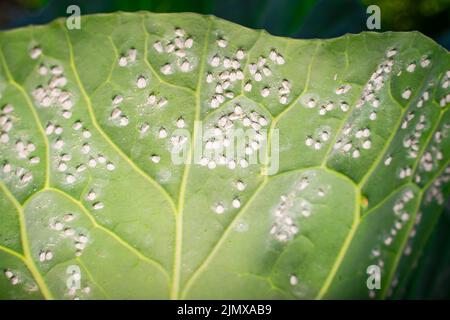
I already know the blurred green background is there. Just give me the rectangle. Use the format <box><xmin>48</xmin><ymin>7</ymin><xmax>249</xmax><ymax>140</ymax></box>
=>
<box><xmin>0</xmin><ymin>0</ymin><xmax>449</xmax><ymax>299</ymax></box>
<box><xmin>1</xmin><ymin>0</ymin><xmax>450</xmax><ymax>49</ymax></box>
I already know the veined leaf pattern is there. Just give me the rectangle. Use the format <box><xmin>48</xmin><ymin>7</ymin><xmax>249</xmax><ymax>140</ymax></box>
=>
<box><xmin>0</xmin><ymin>12</ymin><xmax>449</xmax><ymax>299</ymax></box>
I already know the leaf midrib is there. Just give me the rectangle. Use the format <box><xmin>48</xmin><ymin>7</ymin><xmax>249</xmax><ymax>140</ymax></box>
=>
<box><xmin>170</xmin><ymin>16</ymin><xmax>213</xmax><ymax>299</ymax></box>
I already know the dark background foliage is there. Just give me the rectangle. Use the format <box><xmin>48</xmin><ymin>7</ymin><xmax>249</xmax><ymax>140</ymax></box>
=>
<box><xmin>0</xmin><ymin>0</ymin><xmax>449</xmax><ymax>299</ymax></box>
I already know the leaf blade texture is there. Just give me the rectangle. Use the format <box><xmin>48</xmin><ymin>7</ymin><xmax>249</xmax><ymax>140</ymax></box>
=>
<box><xmin>0</xmin><ymin>12</ymin><xmax>449</xmax><ymax>299</ymax></box>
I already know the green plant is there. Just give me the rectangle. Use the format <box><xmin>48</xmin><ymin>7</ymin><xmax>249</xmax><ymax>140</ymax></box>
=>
<box><xmin>0</xmin><ymin>12</ymin><xmax>449</xmax><ymax>300</ymax></box>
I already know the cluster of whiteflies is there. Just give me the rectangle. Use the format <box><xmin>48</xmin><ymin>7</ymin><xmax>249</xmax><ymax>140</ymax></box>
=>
<box><xmin>270</xmin><ymin>177</ymin><xmax>313</xmax><ymax>242</ymax></box>
<box><xmin>153</xmin><ymin>27</ymin><xmax>195</xmax><ymax>74</ymax></box>
<box><xmin>200</xmin><ymin>103</ymin><xmax>268</xmax><ymax>170</ymax></box>
<box><xmin>1</xmin><ymin>103</ymin><xmax>38</xmax><ymax>186</ymax></box>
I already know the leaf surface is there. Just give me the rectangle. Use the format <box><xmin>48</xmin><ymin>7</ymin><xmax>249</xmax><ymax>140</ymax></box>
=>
<box><xmin>0</xmin><ymin>12</ymin><xmax>449</xmax><ymax>299</ymax></box>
